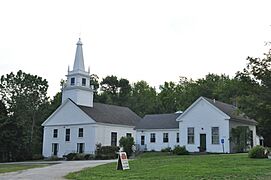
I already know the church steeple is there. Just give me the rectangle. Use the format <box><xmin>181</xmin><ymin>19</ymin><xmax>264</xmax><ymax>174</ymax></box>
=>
<box><xmin>73</xmin><ymin>38</ymin><xmax>85</xmax><ymax>72</ymax></box>
<box><xmin>61</xmin><ymin>38</ymin><xmax>94</xmax><ymax>107</ymax></box>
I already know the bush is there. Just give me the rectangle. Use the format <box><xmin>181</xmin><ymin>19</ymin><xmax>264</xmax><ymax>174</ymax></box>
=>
<box><xmin>73</xmin><ymin>153</ymin><xmax>85</xmax><ymax>160</ymax></box>
<box><xmin>172</xmin><ymin>145</ymin><xmax>189</xmax><ymax>155</ymax></box>
<box><xmin>95</xmin><ymin>145</ymin><xmax>119</xmax><ymax>160</ymax></box>
<box><xmin>84</xmin><ymin>154</ymin><xmax>95</xmax><ymax>160</ymax></box>
<box><xmin>119</xmin><ymin>136</ymin><xmax>135</xmax><ymax>157</ymax></box>
<box><xmin>64</xmin><ymin>153</ymin><xmax>77</xmax><ymax>161</ymax></box>
<box><xmin>45</xmin><ymin>155</ymin><xmax>61</xmax><ymax>161</ymax></box>
<box><xmin>161</xmin><ymin>147</ymin><xmax>172</xmax><ymax>152</ymax></box>
<box><xmin>248</xmin><ymin>145</ymin><xmax>266</xmax><ymax>158</ymax></box>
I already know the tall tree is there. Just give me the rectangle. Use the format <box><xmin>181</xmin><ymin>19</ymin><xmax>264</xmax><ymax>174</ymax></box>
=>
<box><xmin>0</xmin><ymin>70</ymin><xmax>49</xmax><ymax>160</ymax></box>
<box><xmin>238</xmin><ymin>50</ymin><xmax>271</xmax><ymax>146</ymax></box>
<box><xmin>158</xmin><ymin>81</ymin><xmax>180</xmax><ymax>113</ymax></box>
<box><xmin>118</xmin><ymin>78</ymin><xmax>132</xmax><ymax>106</ymax></box>
<box><xmin>98</xmin><ymin>75</ymin><xmax>132</xmax><ymax>106</ymax></box>
<box><xmin>99</xmin><ymin>75</ymin><xmax>119</xmax><ymax>104</ymax></box>
<box><xmin>130</xmin><ymin>81</ymin><xmax>158</xmax><ymax>117</ymax></box>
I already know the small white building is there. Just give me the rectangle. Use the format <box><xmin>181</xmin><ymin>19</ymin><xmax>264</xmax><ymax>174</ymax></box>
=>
<box><xmin>42</xmin><ymin>39</ymin><xmax>141</xmax><ymax>158</ymax></box>
<box><xmin>135</xmin><ymin>113</ymin><xmax>181</xmax><ymax>151</ymax></box>
<box><xmin>136</xmin><ymin>97</ymin><xmax>259</xmax><ymax>153</ymax></box>
<box><xmin>177</xmin><ymin>97</ymin><xmax>259</xmax><ymax>153</ymax></box>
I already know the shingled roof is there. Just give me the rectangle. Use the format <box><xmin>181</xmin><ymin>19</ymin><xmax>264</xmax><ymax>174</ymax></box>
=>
<box><xmin>135</xmin><ymin>113</ymin><xmax>181</xmax><ymax>130</ymax></box>
<box><xmin>203</xmin><ymin>97</ymin><xmax>257</xmax><ymax>125</ymax></box>
<box><xmin>77</xmin><ymin>103</ymin><xmax>141</xmax><ymax>126</ymax></box>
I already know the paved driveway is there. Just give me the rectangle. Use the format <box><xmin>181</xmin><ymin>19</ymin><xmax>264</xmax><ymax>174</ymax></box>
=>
<box><xmin>0</xmin><ymin>160</ymin><xmax>116</xmax><ymax>180</ymax></box>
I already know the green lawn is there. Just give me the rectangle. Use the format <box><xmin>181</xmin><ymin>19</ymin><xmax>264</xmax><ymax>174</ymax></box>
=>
<box><xmin>0</xmin><ymin>164</ymin><xmax>48</xmax><ymax>174</ymax></box>
<box><xmin>66</xmin><ymin>153</ymin><xmax>271</xmax><ymax>180</ymax></box>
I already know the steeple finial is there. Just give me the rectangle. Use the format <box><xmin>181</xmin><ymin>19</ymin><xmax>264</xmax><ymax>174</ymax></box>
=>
<box><xmin>73</xmin><ymin>38</ymin><xmax>85</xmax><ymax>71</ymax></box>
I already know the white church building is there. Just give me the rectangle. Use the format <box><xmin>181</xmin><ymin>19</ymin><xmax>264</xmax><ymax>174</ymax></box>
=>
<box><xmin>42</xmin><ymin>39</ymin><xmax>259</xmax><ymax>157</ymax></box>
<box><xmin>42</xmin><ymin>39</ymin><xmax>141</xmax><ymax>157</ymax></box>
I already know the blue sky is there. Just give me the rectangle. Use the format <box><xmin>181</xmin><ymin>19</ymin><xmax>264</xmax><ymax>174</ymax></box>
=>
<box><xmin>0</xmin><ymin>0</ymin><xmax>270</xmax><ymax>97</ymax></box>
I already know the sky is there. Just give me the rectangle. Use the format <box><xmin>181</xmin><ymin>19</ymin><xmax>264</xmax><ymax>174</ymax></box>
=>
<box><xmin>1</xmin><ymin>0</ymin><xmax>271</xmax><ymax>98</ymax></box>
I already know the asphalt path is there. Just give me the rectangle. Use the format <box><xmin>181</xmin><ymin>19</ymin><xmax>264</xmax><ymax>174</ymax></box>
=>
<box><xmin>0</xmin><ymin>159</ymin><xmax>116</xmax><ymax>180</ymax></box>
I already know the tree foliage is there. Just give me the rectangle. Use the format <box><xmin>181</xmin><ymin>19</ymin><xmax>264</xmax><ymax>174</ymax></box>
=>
<box><xmin>237</xmin><ymin>50</ymin><xmax>271</xmax><ymax>146</ymax></box>
<box><xmin>0</xmin><ymin>70</ymin><xmax>49</xmax><ymax>161</ymax></box>
<box><xmin>119</xmin><ymin>136</ymin><xmax>135</xmax><ymax>157</ymax></box>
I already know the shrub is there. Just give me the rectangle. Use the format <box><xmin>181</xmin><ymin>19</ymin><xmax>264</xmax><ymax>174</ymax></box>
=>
<box><xmin>119</xmin><ymin>136</ymin><xmax>135</xmax><ymax>157</ymax></box>
<box><xmin>84</xmin><ymin>154</ymin><xmax>95</xmax><ymax>160</ymax></box>
<box><xmin>248</xmin><ymin>145</ymin><xmax>266</xmax><ymax>158</ymax></box>
<box><xmin>161</xmin><ymin>147</ymin><xmax>172</xmax><ymax>152</ymax></box>
<box><xmin>72</xmin><ymin>153</ymin><xmax>86</xmax><ymax>160</ymax></box>
<box><xmin>95</xmin><ymin>145</ymin><xmax>119</xmax><ymax>160</ymax></box>
<box><xmin>45</xmin><ymin>155</ymin><xmax>61</xmax><ymax>161</ymax></box>
<box><xmin>64</xmin><ymin>153</ymin><xmax>77</xmax><ymax>161</ymax></box>
<box><xmin>172</xmin><ymin>145</ymin><xmax>189</xmax><ymax>155</ymax></box>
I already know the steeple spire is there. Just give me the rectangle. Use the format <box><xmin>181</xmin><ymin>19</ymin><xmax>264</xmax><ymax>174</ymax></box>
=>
<box><xmin>62</xmin><ymin>38</ymin><xmax>94</xmax><ymax>107</ymax></box>
<box><xmin>73</xmin><ymin>38</ymin><xmax>85</xmax><ymax>71</ymax></box>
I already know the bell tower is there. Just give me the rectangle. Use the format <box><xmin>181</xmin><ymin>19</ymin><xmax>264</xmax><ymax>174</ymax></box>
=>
<box><xmin>62</xmin><ymin>38</ymin><xmax>94</xmax><ymax>107</ymax></box>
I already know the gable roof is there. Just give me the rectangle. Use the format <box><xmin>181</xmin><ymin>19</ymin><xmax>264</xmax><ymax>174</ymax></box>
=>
<box><xmin>77</xmin><ymin>102</ymin><xmax>141</xmax><ymax>126</ymax></box>
<box><xmin>203</xmin><ymin>97</ymin><xmax>257</xmax><ymax>125</ymax></box>
<box><xmin>135</xmin><ymin>113</ymin><xmax>181</xmax><ymax>130</ymax></box>
<box><xmin>42</xmin><ymin>99</ymin><xmax>96</xmax><ymax>126</ymax></box>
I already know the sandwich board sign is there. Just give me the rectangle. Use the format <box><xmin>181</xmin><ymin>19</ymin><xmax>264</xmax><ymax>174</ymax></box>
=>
<box><xmin>116</xmin><ymin>152</ymin><xmax>130</xmax><ymax>170</ymax></box>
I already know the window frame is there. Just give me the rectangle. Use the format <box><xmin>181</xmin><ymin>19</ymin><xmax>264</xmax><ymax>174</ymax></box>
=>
<box><xmin>163</xmin><ymin>133</ymin><xmax>169</xmax><ymax>143</ymax></box>
<box><xmin>126</xmin><ymin>133</ymin><xmax>132</xmax><ymax>137</ymax></box>
<box><xmin>111</xmin><ymin>132</ymin><xmax>117</xmax><ymax>146</ymax></box>
<box><xmin>211</xmin><ymin>127</ymin><xmax>219</xmax><ymax>144</ymax></box>
<box><xmin>65</xmin><ymin>128</ymin><xmax>70</xmax><ymax>142</ymax></box>
<box><xmin>187</xmin><ymin>127</ymin><xmax>194</xmax><ymax>144</ymax></box>
<box><xmin>82</xmin><ymin>78</ymin><xmax>86</xmax><ymax>86</ymax></box>
<box><xmin>53</xmin><ymin>129</ymin><xmax>58</xmax><ymax>138</ymax></box>
<box><xmin>150</xmin><ymin>133</ymin><xmax>156</xmax><ymax>143</ymax></box>
<box><xmin>70</xmin><ymin>77</ymin><xmax>75</xmax><ymax>86</ymax></box>
<box><xmin>78</xmin><ymin>128</ymin><xmax>83</xmax><ymax>138</ymax></box>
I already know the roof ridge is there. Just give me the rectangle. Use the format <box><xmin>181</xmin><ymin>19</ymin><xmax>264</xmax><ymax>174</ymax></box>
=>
<box><xmin>93</xmin><ymin>102</ymin><xmax>130</xmax><ymax>109</ymax></box>
<box><xmin>145</xmin><ymin>113</ymin><xmax>178</xmax><ymax>116</ymax></box>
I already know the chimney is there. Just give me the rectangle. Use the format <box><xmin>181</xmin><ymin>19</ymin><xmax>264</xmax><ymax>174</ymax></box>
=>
<box><xmin>213</xmin><ymin>99</ymin><xmax>216</xmax><ymax>103</ymax></box>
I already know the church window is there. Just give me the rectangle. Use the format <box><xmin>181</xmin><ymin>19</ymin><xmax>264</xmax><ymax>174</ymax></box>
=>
<box><xmin>150</xmin><ymin>133</ymin><xmax>156</xmax><ymax>143</ymax></box>
<box><xmin>188</xmin><ymin>127</ymin><xmax>194</xmax><ymax>144</ymax></box>
<box><xmin>111</xmin><ymin>132</ymin><xmax>117</xmax><ymax>146</ymax></box>
<box><xmin>71</xmin><ymin>77</ymin><xmax>75</xmax><ymax>86</ymax></box>
<box><xmin>211</xmin><ymin>127</ymin><xmax>219</xmax><ymax>144</ymax></box>
<box><xmin>163</xmin><ymin>133</ymin><xmax>169</xmax><ymax>143</ymax></box>
<box><xmin>65</xmin><ymin>129</ymin><xmax>70</xmax><ymax>141</ymax></box>
<box><xmin>78</xmin><ymin>128</ymin><xmax>83</xmax><ymax>137</ymax></box>
<box><xmin>82</xmin><ymin>78</ymin><xmax>86</xmax><ymax>86</ymax></box>
<box><xmin>53</xmin><ymin>129</ymin><xmax>58</xmax><ymax>138</ymax></box>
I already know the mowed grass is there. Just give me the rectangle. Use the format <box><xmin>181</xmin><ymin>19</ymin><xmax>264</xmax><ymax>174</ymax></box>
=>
<box><xmin>66</xmin><ymin>153</ymin><xmax>271</xmax><ymax>180</ymax></box>
<box><xmin>0</xmin><ymin>164</ymin><xmax>48</xmax><ymax>174</ymax></box>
